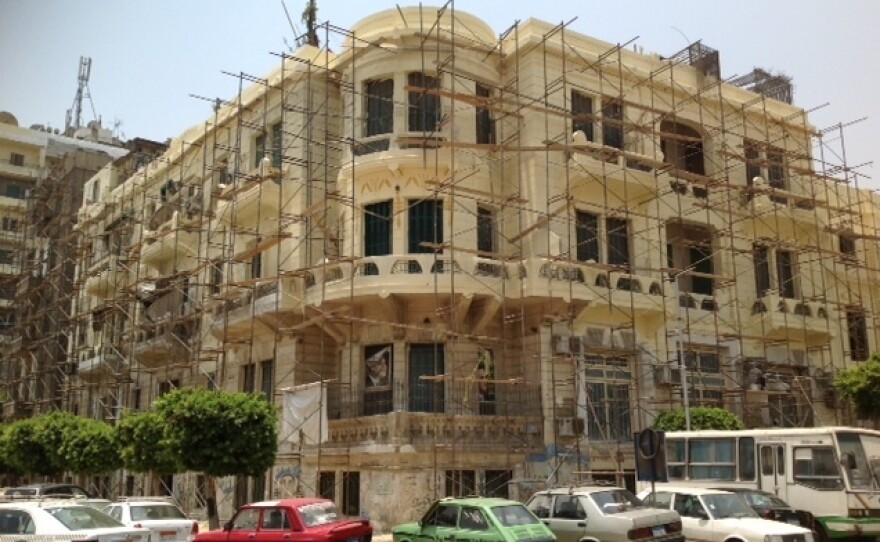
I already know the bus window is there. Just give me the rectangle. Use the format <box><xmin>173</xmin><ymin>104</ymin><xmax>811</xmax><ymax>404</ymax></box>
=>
<box><xmin>689</xmin><ymin>439</ymin><xmax>735</xmax><ymax>480</ymax></box>
<box><xmin>837</xmin><ymin>431</ymin><xmax>880</xmax><ymax>491</ymax></box>
<box><xmin>667</xmin><ymin>439</ymin><xmax>685</xmax><ymax>480</ymax></box>
<box><xmin>793</xmin><ymin>446</ymin><xmax>843</xmax><ymax>490</ymax></box>
<box><xmin>738</xmin><ymin>437</ymin><xmax>755</xmax><ymax>481</ymax></box>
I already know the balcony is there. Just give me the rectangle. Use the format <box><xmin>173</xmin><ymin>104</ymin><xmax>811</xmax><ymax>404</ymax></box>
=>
<box><xmin>750</xmin><ymin>293</ymin><xmax>832</xmax><ymax>340</ymax></box>
<box><xmin>214</xmin><ymin>165</ymin><xmax>283</xmax><ymax>226</ymax></box>
<box><xmin>84</xmin><ymin>255</ymin><xmax>131</xmax><ymax>299</ymax></box>
<box><xmin>133</xmin><ymin>323</ymin><xmax>194</xmax><ymax>368</ymax></box>
<box><xmin>305</xmin><ymin>254</ymin><xmax>518</xmax><ymax>307</ymax></box>
<box><xmin>346</xmin><ymin>136</ymin><xmax>458</xmax><ymax>178</ymax></box>
<box><xmin>210</xmin><ymin>288</ymin><xmax>273</xmax><ymax>340</ymax></box>
<box><xmin>563</xmin><ymin>132</ymin><xmax>660</xmax><ymax>201</ymax></box>
<box><xmin>741</xmin><ymin>183</ymin><xmax>830</xmax><ymax>234</ymax></box>
<box><xmin>141</xmin><ymin>224</ymin><xmax>200</xmax><ymax>270</ymax></box>
<box><xmin>2</xmin><ymin>400</ymin><xmax>32</xmax><ymax>420</ymax></box>
<box><xmin>77</xmin><ymin>346</ymin><xmax>128</xmax><ymax>383</ymax></box>
<box><xmin>0</xmin><ymin>156</ymin><xmax>40</xmax><ymax>181</ymax></box>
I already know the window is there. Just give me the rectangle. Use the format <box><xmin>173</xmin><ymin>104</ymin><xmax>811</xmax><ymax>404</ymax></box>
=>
<box><xmin>753</xmin><ymin>245</ymin><xmax>798</xmax><ymax>298</ymax></box>
<box><xmin>249</xmin><ymin>253</ymin><xmax>262</xmax><ymax>280</ymax></box>
<box><xmin>744</xmin><ymin>139</ymin><xmax>788</xmax><ymax>200</ymax></box>
<box><xmin>475</xmin><ymin>83</ymin><xmax>495</xmax><ymax>145</ymax></box>
<box><xmin>606</xmin><ymin>217</ymin><xmax>630</xmax><ymax>267</ymax></box>
<box><xmin>132</xmin><ymin>387</ymin><xmax>141</xmax><ymax>410</ymax></box>
<box><xmin>839</xmin><ymin>234</ymin><xmax>857</xmax><ymax>261</ymax></box>
<box><xmin>846</xmin><ymin>308</ymin><xmax>869</xmax><ymax>361</ymax></box>
<box><xmin>210</xmin><ymin>261</ymin><xmax>223</xmax><ymax>294</ymax></box>
<box><xmin>666</xmin><ymin>439</ymin><xmax>686</xmax><ymax>480</ymax></box>
<box><xmin>260</xmin><ymin>507</ymin><xmax>290</xmax><ymax>530</ymax></box>
<box><xmin>242</xmin><ymin>363</ymin><xmax>256</xmax><ymax>393</ymax></box>
<box><xmin>9</xmin><ymin>153</ymin><xmax>24</xmax><ymax>167</ymax></box>
<box><xmin>585</xmin><ymin>377</ymin><xmax>631</xmax><ymax>441</ymax></box>
<box><xmin>408</xmin><ymin>73</ymin><xmax>440</xmax><ymax>132</ymax></box>
<box><xmin>445</xmin><ymin>470</ymin><xmax>475</xmax><ymax>497</ymax></box>
<box><xmin>485</xmin><ymin>470</ymin><xmax>511</xmax><ymax>499</ymax></box>
<box><xmin>4</xmin><ymin>184</ymin><xmax>22</xmax><ymax>199</ymax></box>
<box><xmin>477</xmin><ymin>207</ymin><xmax>496</xmax><ymax>255</ymax></box>
<box><xmin>271</xmin><ymin>122</ymin><xmax>283</xmax><ymax>168</ymax></box>
<box><xmin>793</xmin><ymin>446</ymin><xmax>843</xmax><ymax>490</ymax></box>
<box><xmin>576</xmin><ymin>211</ymin><xmax>599</xmax><ymax>262</ymax></box>
<box><xmin>260</xmin><ymin>360</ymin><xmax>274</xmax><ymax>401</ymax></box>
<box><xmin>660</xmin><ymin>121</ymin><xmax>705</xmax><ymax>175</ymax></box>
<box><xmin>688</xmin><ymin>438</ymin><xmax>735</xmax><ymax>480</ymax></box>
<box><xmin>553</xmin><ymin>495</ymin><xmax>586</xmax><ymax>520</ymax></box>
<box><xmin>571</xmin><ymin>90</ymin><xmax>594</xmax><ymax>141</ymax></box>
<box><xmin>409</xmin><ymin>343</ymin><xmax>444</xmax><ymax>413</ymax></box>
<box><xmin>342</xmin><ymin>471</ymin><xmax>360</xmax><ymax>516</ymax></box>
<box><xmin>364</xmin><ymin>79</ymin><xmax>393</xmax><ymax>137</ymax></box>
<box><xmin>738</xmin><ymin>437</ymin><xmax>755</xmax><ymax>481</ymax></box>
<box><xmin>364</xmin><ymin>200</ymin><xmax>392</xmax><ymax>257</ymax></box>
<box><xmin>254</xmin><ymin>133</ymin><xmax>266</xmax><ymax>168</ymax></box>
<box><xmin>319</xmin><ymin>471</ymin><xmax>335</xmax><ymax>500</ymax></box>
<box><xmin>231</xmin><ymin>508</ymin><xmax>260</xmax><ymax>531</ymax></box>
<box><xmin>158</xmin><ymin>380</ymin><xmax>179</xmax><ymax>397</ymax></box>
<box><xmin>459</xmin><ymin>507</ymin><xmax>489</xmax><ymax>530</ymax></box>
<box><xmin>408</xmin><ymin>199</ymin><xmax>443</xmax><ymax>254</ymax></box>
<box><xmin>601</xmin><ymin>98</ymin><xmax>623</xmax><ymax>150</ymax></box>
<box><xmin>527</xmin><ymin>494</ymin><xmax>552</xmax><ymax>518</ymax></box>
<box><xmin>425</xmin><ymin>504</ymin><xmax>460</xmax><ymax>527</ymax></box>
<box><xmin>364</xmin><ymin>344</ymin><xmax>392</xmax><ymax>416</ymax></box>
<box><xmin>667</xmin><ymin>223</ymin><xmax>714</xmax><ymax>295</ymax></box>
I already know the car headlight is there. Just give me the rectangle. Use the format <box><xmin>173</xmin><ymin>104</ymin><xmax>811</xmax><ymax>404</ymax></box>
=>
<box><xmin>765</xmin><ymin>535</ymin><xmax>784</xmax><ymax>542</ymax></box>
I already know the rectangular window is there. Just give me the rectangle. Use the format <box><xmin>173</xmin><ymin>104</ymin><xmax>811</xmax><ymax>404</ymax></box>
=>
<box><xmin>585</xmin><ymin>382</ymin><xmax>631</xmax><ymax>441</ymax></box>
<box><xmin>606</xmin><ymin>217</ymin><xmax>630</xmax><ymax>267</ymax></box>
<box><xmin>260</xmin><ymin>360</ymin><xmax>274</xmax><ymax>402</ymax></box>
<box><xmin>254</xmin><ymin>133</ymin><xmax>266</xmax><ymax>168</ymax></box>
<box><xmin>847</xmin><ymin>309</ymin><xmax>869</xmax><ymax>361</ymax></box>
<box><xmin>408</xmin><ymin>199</ymin><xmax>443</xmax><ymax>254</ymax></box>
<box><xmin>250</xmin><ymin>253</ymin><xmax>262</xmax><ymax>280</ymax></box>
<box><xmin>408</xmin><ymin>73</ymin><xmax>440</xmax><ymax>132</ymax></box>
<box><xmin>688</xmin><ymin>438</ymin><xmax>735</xmax><ymax>480</ymax></box>
<box><xmin>271</xmin><ymin>122</ymin><xmax>283</xmax><ymax>168</ymax></box>
<box><xmin>158</xmin><ymin>379</ymin><xmax>179</xmax><ymax>397</ymax></box>
<box><xmin>2</xmin><ymin>218</ymin><xmax>19</xmax><ymax>232</ymax></box>
<box><xmin>484</xmin><ymin>470</ymin><xmax>511</xmax><ymax>499</ymax></box>
<box><xmin>744</xmin><ymin>141</ymin><xmax>761</xmax><ymax>185</ymax></box>
<box><xmin>571</xmin><ymin>90</ymin><xmax>594</xmax><ymax>141</ymax></box>
<box><xmin>364</xmin><ymin>200</ymin><xmax>393</xmax><ymax>256</ymax></box>
<box><xmin>319</xmin><ymin>471</ymin><xmax>335</xmax><ymax>500</ymax></box>
<box><xmin>409</xmin><ymin>343</ymin><xmax>444</xmax><ymax>413</ymax></box>
<box><xmin>445</xmin><ymin>470</ymin><xmax>476</xmax><ymax>498</ymax></box>
<box><xmin>575</xmin><ymin>211</ymin><xmax>599</xmax><ymax>262</ymax></box>
<box><xmin>689</xmin><ymin>246</ymin><xmax>714</xmax><ymax>295</ymax></box>
<box><xmin>133</xmin><ymin>387</ymin><xmax>142</xmax><ymax>410</ymax></box>
<box><xmin>840</xmin><ymin>234</ymin><xmax>857</xmax><ymax>260</ymax></box>
<box><xmin>5</xmin><ymin>184</ymin><xmax>22</xmax><ymax>199</ymax></box>
<box><xmin>754</xmin><ymin>245</ymin><xmax>771</xmax><ymax>297</ymax></box>
<box><xmin>601</xmin><ymin>98</ymin><xmax>623</xmax><ymax>150</ymax></box>
<box><xmin>364</xmin><ymin>344</ymin><xmax>392</xmax><ymax>416</ymax></box>
<box><xmin>476</xmin><ymin>207</ymin><xmax>496</xmax><ymax>255</ymax></box>
<box><xmin>242</xmin><ymin>363</ymin><xmax>256</xmax><ymax>393</ymax></box>
<box><xmin>776</xmin><ymin>250</ymin><xmax>797</xmax><ymax>298</ymax></box>
<box><xmin>10</xmin><ymin>153</ymin><xmax>24</xmax><ymax>167</ymax></box>
<box><xmin>210</xmin><ymin>261</ymin><xmax>223</xmax><ymax>294</ymax></box>
<box><xmin>738</xmin><ymin>437</ymin><xmax>756</xmax><ymax>481</ymax></box>
<box><xmin>365</xmin><ymin>79</ymin><xmax>393</xmax><ymax>137</ymax></box>
<box><xmin>475</xmin><ymin>84</ymin><xmax>495</xmax><ymax>145</ymax></box>
<box><xmin>342</xmin><ymin>472</ymin><xmax>360</xmax><ymax>516</ymax></box>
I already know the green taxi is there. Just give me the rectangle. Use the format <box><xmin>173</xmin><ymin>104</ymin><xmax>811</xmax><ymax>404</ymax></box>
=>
<box><xmin>392</xmin><ymin>497</ymin><xmax>555</xmax><ymax>542</ymax></box>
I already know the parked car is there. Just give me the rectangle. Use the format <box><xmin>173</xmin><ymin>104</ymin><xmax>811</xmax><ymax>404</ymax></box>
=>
<box><xmin>0</xmin><ymin>500</ymin><xmax>149</xmax><ymax>542</ymax></box>
<box><xmin>194</xmin><ymin>498</ymin><xmax>371</xmax><ymax>542</ymax></box>
<box><xmin>636</xmin><ymin>487</ymin><xmax>814</xmax><ymax>542</ymax></box>
<box><xmin>393</xmin><ymin>496</ymin><xmax>555</xmax><ymax>542</ymax></box>
<box><xmin>104</xmin><ymin>498</ymin><xmax>198</xmax><ymax>542</ymax></box>
<box><xmin>4</xmin><ymin>483</ymin><xmax>92</xmax><ymax>499</ymax></box>
<box><xmin>710</xmin><ymin>488</ymin><xmax>813</xmax><ymax>528</ymax></box>
<box><xmin>526</xmin><ymin>486</ymin><xmax>684</xmax><ymax>542</ymax></box>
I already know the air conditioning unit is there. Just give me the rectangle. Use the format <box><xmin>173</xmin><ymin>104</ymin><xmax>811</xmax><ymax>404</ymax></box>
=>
<box><xmin>654</xmin><ymin>365</ymin><xmax>683</xmax><ymax>386</ymax></box>
<box><xmin>583</xmin><ymin>327</ymin><xmax>610</xmax><ymax>348</ymax></box>
<box><xmin>556</xmin><ymin>417</ymin><xmax>585</xmax><ymax>437</ymax></box>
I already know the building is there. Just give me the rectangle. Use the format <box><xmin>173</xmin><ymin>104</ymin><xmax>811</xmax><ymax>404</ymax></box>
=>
<box><xmin>8</xmin><ymin>6</ymin><xmax>880</xmax><ymax>530</ymax></box>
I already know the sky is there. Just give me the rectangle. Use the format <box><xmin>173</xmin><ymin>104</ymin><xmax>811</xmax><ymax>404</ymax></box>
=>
<box><xmin>1</xmin><ymin>0</ymin><xmax>878</xmax><ymax>188</ymax></box>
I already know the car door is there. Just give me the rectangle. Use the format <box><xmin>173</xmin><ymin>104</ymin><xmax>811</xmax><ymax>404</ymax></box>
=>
<box><xmin>673</xmin><ymin>494</ymin><xmax>714</xmax><ymax>542</ymax></box>
<box><xmin>458</xmin><ymin>507</ymin><xmax>496</xmax><ymax>542</ymax></box>
<box><xmin>548</xmin><ymin>495</ymin><xmax>587</xmax><ymax>542</ymax></box>
<box><xmin>415</xmin><ymin>503</ymin><xmax>460</xmax><ymax>542</ymax></box>
<box><xmin>253</xmin><ymin>507</ymin><xmax>294</xmax><ymax>542</ymax></box>
<box><xmin>227</xmin><ymin>508</ymin><xmax>263</xmax><ymax>542</ymax></box>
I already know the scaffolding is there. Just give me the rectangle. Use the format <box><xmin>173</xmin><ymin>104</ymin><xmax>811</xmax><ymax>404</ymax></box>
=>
<box><xmin>4</xmin><ymin>1</ymin><xmax>878</xmax><ymax>530</ymax></box>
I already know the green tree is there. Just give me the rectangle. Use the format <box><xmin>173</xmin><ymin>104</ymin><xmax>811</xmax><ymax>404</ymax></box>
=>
<box><xmin>834</xmin><ymin>354</ymin><xmax>880</xmax><ymax>422</ymax></box>
<box><xmin>653</xmin><ymin>406</ymin><xmax>744</xmax><ymax>431</ymax></box>
<box><xmin>155</xmin><ymin>388</ymin><xmax>279</xmax><ymax>528</ymax></box>
<box><xmin>117</xmin><ymin>411</ymin><xmax>181</xmax><ymax>475</ymax></box>
<box><xmin>62</xmin><ymin>418</ymin><xmax>122</xmax><ymax>475</ymax></box>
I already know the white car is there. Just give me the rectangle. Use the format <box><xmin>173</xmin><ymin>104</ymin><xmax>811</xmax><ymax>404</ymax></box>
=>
<box><xmin>636</xmin><ymin>487</ymin><xmax>814</xmax><ymax>542</ymax></box>
<box><xmin>0</xmin><ymin>500</ymin><xmax>149</xmax><ymax>542</ymax></box>
<box><xmin>103</xmin><ymin>499</ymin><xmax>197</xmax><ymax>542</ymax></box>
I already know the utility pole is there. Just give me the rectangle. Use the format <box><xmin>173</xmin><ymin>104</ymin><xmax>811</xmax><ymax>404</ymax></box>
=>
<box><xmin>65</xmin><ymin>56</ymin><xmax>92</xmax><ymax>135</ymax></box>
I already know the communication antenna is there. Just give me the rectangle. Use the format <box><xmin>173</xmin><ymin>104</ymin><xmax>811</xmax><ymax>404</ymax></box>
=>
<box><xmin>65</xmin><ymin>56</ymin><xmax>97</xmax><ymax>135</ymax></box>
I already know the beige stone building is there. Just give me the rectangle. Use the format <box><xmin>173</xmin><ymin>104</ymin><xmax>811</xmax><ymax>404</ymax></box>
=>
<box><xmin>7</xmin><ymin>5</ymin><xmax>880</xmax><ymax>532</ymax></box>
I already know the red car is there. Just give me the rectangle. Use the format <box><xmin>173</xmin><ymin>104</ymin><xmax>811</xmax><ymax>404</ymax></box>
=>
<box><xmin>195</xmin><ymin>498</ymin><xmax>372</xmax><ymax>542</ymax></box>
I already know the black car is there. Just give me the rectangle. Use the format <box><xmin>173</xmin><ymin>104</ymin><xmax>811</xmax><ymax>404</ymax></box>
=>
<box><xmin>4</xmin><ymin>483</ymin><xmax>92</xmax><ymax>499</ymax></box>
<box><xmin>711</xmin><ymin>488</ymin><xmax>813</xmax><ymax>528</ymax></box>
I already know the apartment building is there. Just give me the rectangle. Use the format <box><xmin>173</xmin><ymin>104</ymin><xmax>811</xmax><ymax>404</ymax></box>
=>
<box><xmin>13</xmin><ymin>6</ymin><xmax>879</xmax><ymax>530</ymax></box>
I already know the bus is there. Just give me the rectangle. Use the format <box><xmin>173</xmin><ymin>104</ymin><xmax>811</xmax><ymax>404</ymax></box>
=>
<box><xmin>635</xmin><ymin>427</ymin><xmax>880</xmax><ymax>541</ymax></box>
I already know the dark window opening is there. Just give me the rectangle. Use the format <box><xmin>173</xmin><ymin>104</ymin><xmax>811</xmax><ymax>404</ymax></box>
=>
<box><xmin>776</xmin><ymin>250</ymin><xmax>797</xmax><ymax>298</ymax></box>
<box><xmin>840</xmin><ymin>234</ymin><xmax>857</xmax><ymax>260</ymax></box>
<box><xmin>271</xmin><ymin>122</ymin><xmax>283</xmax><ymax>168</ymax></box>
<box><xmin>319</xmin><ymin>472</ymin><xmax>335</xmax><ymax>500</ymax></box>
<box><xmin>408</xmin><ymin>199</ymin><xmax>443</xmax><ymax>254</ymax></box>
<box><xmin>602</xmin><ymin>98</ymin><xmax>623</xmax><ymax>150</ymax></box>
<box><xmin>254</xmin><ymin>133</ymin><xmax>266</xmax><ymax>168</ymax></box>
<box><xmin>660</xmin><ymin>120</ymin><xmax>705</xmax><ymax>175</ymax></box>
<box><xmin>342</xmin><ymin>472</ymin><xmax>360</xmax><ymax>516</ymax></box>
<box><xmin>571</xmin><ymin>90</ymin><xmax>594</xmax><ymax>141</ymax></box>
<box><xmin>409</xmin><ymin>343</ymin><xmax>444</xmax><ymax>413</ymax></box>
<box><xmin>364</xmin><ymin>200</ymin><xmax>393</xmax><ymax>256</ymax></box>
<box><xmin>475</xmin><ymin>84</ymin><xmax>495</xmax><ymax>145</ymax></box>
<box><xmin>477</xmin><ymin>206</ymin><xmax>496</xmax><ymax>255</ymax></box>
<box><xmin>576</xmin><ymin>211</ymin><xmax>599</xmax><ymax>262</ymax></box>
<box><xmin>847</xmin><ymin>309</ymin><xmax>869</xmax><ymax>361</ymax></box>
<box><xmin>365</xmin><ymin>79</ymin><xmax>393</xmax><ymax>137</ymax></box>
<box><xmin>260</xmin><ymin>360</ymin><xmax>274</xmax><ymax>402</ymax></box>
<box><xmin>445</xmin><ymin>470</ymin><xmax>476</xmax><ymax>497</ymax></box>
<box><xmin>408</xmin><ymin>73</ymin><xmax>441</xmax><ymax>132</ymax></box>
<box><xmin>242</xmin><ymin>363</ymin><xmax>256</xmax><ymax>393</ymax></box>
<box><xmin>606</xmin><ymin>217</ymin><xmax>630</xmax><ymax>267</ymax></box>
<box><xmin>484</xmin><ymin>470</ymin><xmax>511</xmax><ymax>499</ymax></box>
<box><xmin>250</xmin><ymin>253</ymin><xmax>262</xmax><ymax>280</ymax></box>
<box><xmin>754</xmin><ymin>245</ymin><xmax>771</xmax><ymax>297</ymax></box>
<box><xmin>586</xmin><ymin>382</ymin><xmax>631</xmax><ymax>441</ymax></box>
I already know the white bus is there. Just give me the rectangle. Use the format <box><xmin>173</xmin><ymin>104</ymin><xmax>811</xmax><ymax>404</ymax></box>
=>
<box><xmin>636</xmin><ymin>427</ymin><xmax>880</xmax><ymax>541</ymax></box>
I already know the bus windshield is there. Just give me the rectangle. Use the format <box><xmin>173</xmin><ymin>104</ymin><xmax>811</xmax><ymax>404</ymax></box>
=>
<box><xmin>837</xmin><ymin>431</ymin><xmax>880</xmax><ymax>491</ymax></box>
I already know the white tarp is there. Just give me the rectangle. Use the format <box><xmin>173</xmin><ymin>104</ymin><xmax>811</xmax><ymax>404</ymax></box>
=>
<box><xmin>280</xmin><ymin>381</ymin><xmax>328</xmax><ymax>445</ymax></box>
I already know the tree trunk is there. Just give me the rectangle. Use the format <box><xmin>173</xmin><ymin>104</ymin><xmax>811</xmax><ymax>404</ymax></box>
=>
<box><xmin>206</xmin><ymin>475</ymin><xmax>220</xmax><ymax>530</ymax></box>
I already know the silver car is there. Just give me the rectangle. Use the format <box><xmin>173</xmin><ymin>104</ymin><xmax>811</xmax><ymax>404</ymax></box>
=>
<box><xmin>104</xmin><ymin>499</ymin><xmax>198</xmax><ymax>542</ymax></box>
<box><xmin>526</xmin><ymin>486</ymin><xmax>684</xmax><ymax>542</ymax></box>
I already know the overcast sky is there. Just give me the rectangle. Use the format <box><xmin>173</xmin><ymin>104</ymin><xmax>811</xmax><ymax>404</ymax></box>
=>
<box><xmin>1</xmin><ymin>0</ymin><xmax>877</xmax><ymax>189</ymax></box>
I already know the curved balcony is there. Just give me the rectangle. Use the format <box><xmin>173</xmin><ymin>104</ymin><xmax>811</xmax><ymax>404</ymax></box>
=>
<box><xmin>210</xmin><ymin>288</ymin><xmax>273</xmax><ymax>340</ymax></box>
<box><xmin>214</xmin><ymin>168</ymin><xmax>283</xmax><ymax>227</ymax></box>
<box><xmin>565</xmin><ymin>132</ymin><xmax>660</xmax><ymax>201</ymax></box>
<box><xmin>343</xmin><ymin>138</ymin><xmax>458</xmax><ymax>180</ymax></box>
<box><xmin>77</xmin><ymin>346</ymin><xmax>128</xmax><ymax>383</ymax></box>
<box><xmin>740</xmin><ymin>184</ymin><xmax>830</xmax><ymax>235</ymax></box>
<box><xmin>133</xmin><ymin>323</ymin><xmax>194</xmax><ymax>368</ymax></box>
<box><xmin>749</xmin><ymin>293</ymin><xmax>832</xmax><ymax>340</ymax></box>
<box><xmin>84</xmin><ymin>256</ymin><xmax>131</xmax><ymax>299</ymax></box>
<box><xmin>141</xmin><ymin>228</ymin><xmax>200</xmax><ymax>270</ymax></box>
<box><xmin>304</xmin><ymin>254</ymin><xmax>516</xmax><ymax>307</ymax></box>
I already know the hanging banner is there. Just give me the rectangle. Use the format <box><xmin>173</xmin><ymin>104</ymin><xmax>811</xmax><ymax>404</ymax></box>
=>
<box><xmin>280</xmin><ymin>381</ymin><xmax>328</xmax><ymax>445</ymax></box>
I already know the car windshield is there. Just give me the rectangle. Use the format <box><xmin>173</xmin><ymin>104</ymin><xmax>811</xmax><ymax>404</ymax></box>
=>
<box><xmin>131</xmin><ymin>505</ymin><xmax>187</xmax><ymax>521</ymax></box>
<box><xmin>838</xmin><ymin>431</ymin><xmax>880</xmax><ymax>491</ymax></box>
<box><xmin>297</xmin><ymin>502</ymin><xmax>340</xmax><ymax>527</ymax></box>
<box><xmin>591</xmin><ymin>489</ymin><xmax>644</xmax><ymax>514</ymax></box>
<box><xmin>46</xmin><ymin>506</ymin><xmax>124</xmax><ymax>530</ymax></box>
<box><xmin>492</xmin><ymin>504</ymin><xmax>540</xmax><ymax>526</ymax></box>
<box><xmin>701</xmin><ymin>494</ymin><xmax>758</xmax><ymax>520</ymax></box>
